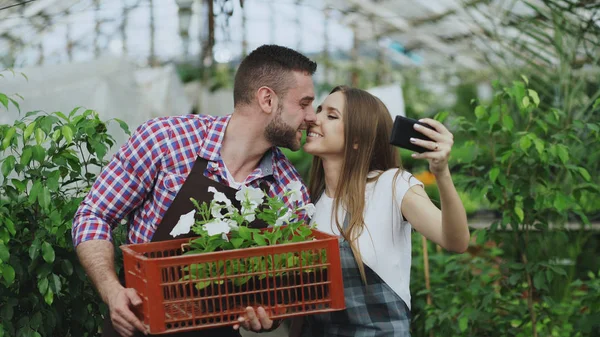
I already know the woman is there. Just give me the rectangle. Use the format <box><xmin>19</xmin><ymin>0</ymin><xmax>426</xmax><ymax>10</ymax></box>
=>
<box><xmin>297</xmin><ymin>85</ymin><xmax>471</xmax><ymax>336</ymax></box>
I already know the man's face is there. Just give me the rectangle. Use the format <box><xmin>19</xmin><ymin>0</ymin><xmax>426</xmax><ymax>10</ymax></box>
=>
<box><xmin>264</xmin><ymin>71</ymin><xmax>316</xmax><ymax>151</ymax></box>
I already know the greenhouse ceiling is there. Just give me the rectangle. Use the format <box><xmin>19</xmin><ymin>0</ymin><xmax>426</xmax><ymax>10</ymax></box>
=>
<box><xmin>0</xmin><ymin>0</ymin><xmax>598</xmax><ymax>70</ymax></box>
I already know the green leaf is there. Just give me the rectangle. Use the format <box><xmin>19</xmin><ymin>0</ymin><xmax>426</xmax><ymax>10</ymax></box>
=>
<box><xmin>534</xmin><ymin>272</ymin><xmax>546</xmax><ymax>291</ymax></box>
<box><xmin>34</xmin><ymin>128</ymin><xmax>45</xmax><ymax>145</ymax></box>
<box><xmin>519</xmin><ymin>136</ymin><xmax>531</xmax><ymax>152</ymax></box>
<box><xmin>113</xmin><ymin>118</ymin><xmax>131</xmax><ymax>135</ymax></box>
<box><xmin>47</xmin><ymin>170</ymin><xmax>60</xmax><ymax>191</ymax></box>
<box><xmin>488</xmin><ymin>109</ymin><xmax>500</xmax><ymax>126</ymax></box>
<box><xmin>54</xmin><ymin>111</ymin><xmax>68</xmax><ymax>121</ymax></box>
<box><xmin>230</xmin><ymin>238</ymin><xmax>244</xmax><ymax>249</ymax></box>
<box><xmin>3</xmin><ymin>218</ymin><xmax>15</xmax><ymax>236</ymax></box>
<box><xmin>253</xmin><ymin>233</ymin><xmax>267</xmax><ymax>246</ymax></box>
<box><xmin>30</xmin><ymin>312</ymin><xmax>42</xmax><ymax>330</ymax></box>
<box><xmin>458</xmin><ymin>316</ymin><xmax>468</xmax><ymax>332</ymax></box>
<box><xmin>577</xmin><ymin>167</ymin><xmax>591</xmax><ymax>182</ymax></box>
<box><xmin>474</xmin><ymin>106</ymin><xmax>486</xmax><ymax>119</ymax></box>
<box><xmin>1</xmin><ymin>127</ymin><xmax>16</xmax><ymax>149</ymax></box>
<box><xmin>489</xmin><ymin>167</ymin><xmax>500</xmax><ymax>183</ymax></box>
<box><xmin>9</xmin><ymin>98</ymin><xmax>20</xmax><ymax>112</ymax></box>
<box><xmin>38</xmin><ymin>277</ymin><xmax>49</xmax><ymax>295</ymax></box>
<box><xmin>51</xmin><ymin>129</ymin><xmax>61</xmax><ymax>142</ymax></box>
<box><xmin>38</xmin><ymin>186</ymin><xmax>51</xmax><ymax>210</ymax></box>
<box><xmin>521</xmin><ymin>75</ymin><xmax>529</xmax><ymax>85</ymax></box>
<box><xmin>515</xmin><ymin>206</ymin><xmax>524</xmax><ymax>222</ymax></box>
<box><xmin>61</xmin><ymin>125</ymin><xmax>73</xmax><ymax>144</ymax></box>
<box><xmin>522</xmin><ymin>96</ymin><xmax>530</xmax><ymax>108</ymax></box>
<box><xmin>593</xmin><ymin>98</ymin><xmax>600</xmax><ymax>110</ymax></box>
<box><xmin>0</xmin><ymin>242</ymin><xmax>9</xmax><ymax>262</ymax></box>
<box><xmin>1</xmin><ymin>155</ymin><xmax>16</xmax><ymax>177</ymax></box>
<box><xmin>434</xmin><ymin>111</ymin><xmax>449</xmax><ymax>123</ymax></box>
<box><xmin>502</xmin><ymin>114</ymin><xmax>514</xmax><ymax>130</ymax></box>
<box><xmin>238</xmin><ymin>226</ymin><xmax>252</xmax><ymax>240</ymax></box>
<box><xmin>553</xmin><ymin>194</ymin><xmax>569</xmax><ymax>212</ymax></box>
<box><xmin>533</xmin><ymin>139</ymin><xmax>544</xmax><ymax>155</ymax></box>
<box><xmin>49</xmin><ymin>273</ymin><xmax>62</xmax><ymax>294</ymax></box>
<box><xmin>528</xmin><ymin>89</ymin><xmax>540</xmax><ymax>107</ymax></box>
<box><xmin>42</xmin><ymin>242</ymin><xmax>55</xmax><ymax>263</ymax></box>
<box><xmin>68</xmin><ymin>107</ymin><xmax>81</xmax><ymax>118</ymax></box>
<box><xmin>475</xmin><ymin>229</ymin><xmax>487</xmax><ymax>246</ymax></box>
<box><xmin>23</xmin><ymin>122</ymin><xmax>36</xmax><ymax>141</ymax></box>
<box><xmin>20</xmin><ymin>147</ymin><xmax>32</xmax><ymax>166</ymax></box>
<box><xmin>557</xmin><ymin>146</ymin><xmax>569</xmax><ymax>164</ymax></box>
<box><xmin>2</xmin><ymin>265</ymin><xmax>15</xmax><ymax>284</ymax></box>
<box><xmin>32</xmin><ymin>145</ymin><xmax>45</xmax><ymax>163</ymax></box>
<box><xmin>0</xmin><ymin>93</ymin><xmax>8</xmax><ymax>109</ymax></box>
<box><xmin>44</xmin><ymin>288</ymin><xmax>54</xmax><ymax>305</ymax></box>
<box><xmin>29</xmin><ymin>241</ymin><xmax>40</xmax><ymax>260</ymax></box>
<box><xmin>61</xmin><ymin>260</ymin><xmax>73</xmax><ymax>276</ymax></box>
<box><xmin>29</xmin><ymin>180</ymin><xmax>42</xmax><ymax>204</ymax></box>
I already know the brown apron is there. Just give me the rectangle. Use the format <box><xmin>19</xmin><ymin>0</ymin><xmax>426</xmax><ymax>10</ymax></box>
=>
<box><xmin>102</xmin><ymin>157</ymin><xmax>268</xmax><ymax>337</ymax></box>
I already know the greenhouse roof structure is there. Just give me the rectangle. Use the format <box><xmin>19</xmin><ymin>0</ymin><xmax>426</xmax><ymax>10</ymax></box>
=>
<box><xmin>0</xmin><ymin>0</ymin><xmax>598</xmax><ymax>70</ymax></box>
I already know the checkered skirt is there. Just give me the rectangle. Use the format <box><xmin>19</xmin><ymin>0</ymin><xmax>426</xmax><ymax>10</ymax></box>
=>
<box><xmin>300</xmin><ymin>239</ymin><xmax>411</xmax><ymax>337</ymax></box>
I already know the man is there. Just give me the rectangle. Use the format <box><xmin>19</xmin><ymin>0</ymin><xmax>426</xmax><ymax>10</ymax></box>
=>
<box><xmin>72</xmin><ymin>44</ymin><xmax>317</xmax><ymax>337</ymax></box>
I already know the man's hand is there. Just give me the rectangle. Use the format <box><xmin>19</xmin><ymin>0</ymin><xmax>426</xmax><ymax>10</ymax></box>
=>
<box><xmin>233</xmin><ymin>306</ymin><xmax>274</xmax><ymax>332</ymax></box>
<box><xmin>107</xmin><ymin>286</ymin><xmax>148</xmax><ymax>337</ymax></box>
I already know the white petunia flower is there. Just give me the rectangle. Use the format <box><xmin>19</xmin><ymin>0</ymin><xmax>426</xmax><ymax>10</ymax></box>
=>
<box><xmin>235</xmin><ymin>185</ymin><xmax>264</xmax><ymax>206</ymax></box>
<box><xmin>286</xmin><ymin>180</ymin><xmax>304</xmax><ymax>204</ymax></box>
<box><xmin>298</xmin><ymin>203</ymin><xmax>316</xmax><ymax>218</ymax></box>
<box><xmin>170</xmin><ymin>210</ymin><xmax>196</xmax><ymax>237</ymax></box>
<box><xmin>227</xmin><ymin>220</ymin><xmax>240</xmax><ymax>231</ymax></box>
<box><xmin>203</xmin><ymin>219</ymin><xmax>235</xmax><ymax>236</ymax></box>
<box><xmin>236</xmin><ymin>186</ymin><xmax>264</xmax><ymax>222</ymax></box>
<box><xmin>274</xmin><ymin>208</ymin><xmax>293</xmax><ymax>227</ymax></box>
<box><xmin>208</xmin><ymin>186</ymin><xmax>232</xmax><ymax>206</ymax></box>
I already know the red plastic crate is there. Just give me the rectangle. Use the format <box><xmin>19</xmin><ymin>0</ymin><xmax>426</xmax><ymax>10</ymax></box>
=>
<box><xmin>120</xmin><ymin>227</ymin><xmax>345</xmax><ymax>334</ymax></box>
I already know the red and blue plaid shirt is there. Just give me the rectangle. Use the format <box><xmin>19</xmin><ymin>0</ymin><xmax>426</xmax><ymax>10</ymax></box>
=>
<box><xmin>72</xmin><ymin>114</ymin><xmax>310</xmax><ymax>247</ymax></box>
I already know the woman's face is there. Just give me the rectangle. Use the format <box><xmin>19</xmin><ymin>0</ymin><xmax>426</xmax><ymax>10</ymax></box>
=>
<box><xmin>303</xmin><ymin>91</ymin><xmax>345</xmax><ymax>158</ymax></box>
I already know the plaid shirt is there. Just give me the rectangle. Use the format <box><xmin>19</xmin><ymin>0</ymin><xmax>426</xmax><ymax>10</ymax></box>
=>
<box><xmin>72</xmin><ymin>114</ymin><xmax>310</xmax><ymax>247</ymax></box>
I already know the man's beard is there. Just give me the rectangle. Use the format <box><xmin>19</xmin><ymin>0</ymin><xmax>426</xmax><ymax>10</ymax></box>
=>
<box><xmin>264</xmin><ymin>105</ymin><xmax>300</xmax><ymax>151</ymax></box>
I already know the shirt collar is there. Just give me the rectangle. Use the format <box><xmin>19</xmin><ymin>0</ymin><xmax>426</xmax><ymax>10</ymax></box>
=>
<box><xmin>199</xmin><ymin>114</ymin><xmax>278</xmax><ymax>179</ymax></box>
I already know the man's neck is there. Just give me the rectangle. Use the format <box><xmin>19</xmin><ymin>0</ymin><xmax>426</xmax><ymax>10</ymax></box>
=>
<box><xmin>220</xmin><ymin>110</ymin><xmax>272</xmax><ymax>182</ymax></box>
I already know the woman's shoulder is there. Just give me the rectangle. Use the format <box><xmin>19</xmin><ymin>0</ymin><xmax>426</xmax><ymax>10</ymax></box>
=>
<box><xmin>371</xmin><ymin>168</ymin><xmax>415</xmax><ymax>182</ymax></box>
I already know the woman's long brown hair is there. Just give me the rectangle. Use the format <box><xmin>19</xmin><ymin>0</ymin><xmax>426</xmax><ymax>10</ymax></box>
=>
<box><xmin>308</xmin><ymin>85</ymin><xmax>402</xmax><ymax>284</ymax></box>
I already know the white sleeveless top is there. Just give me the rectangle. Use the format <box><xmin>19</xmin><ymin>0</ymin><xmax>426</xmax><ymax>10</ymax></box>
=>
<box><xmin>309</xmin><ymin>169</ymin><xmax>422</xmax><ymax>308</ymax></box>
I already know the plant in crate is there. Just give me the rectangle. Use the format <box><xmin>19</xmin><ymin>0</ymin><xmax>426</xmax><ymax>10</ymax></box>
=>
<box><xmin>120</xmin><ymin>181</ymin><xmax>344</xmax><ymax>333</ymax></box>
<box><xmin>168</xmin><ymin>182</ymin><xmax>328</xmax><ymax>308</ymax></box>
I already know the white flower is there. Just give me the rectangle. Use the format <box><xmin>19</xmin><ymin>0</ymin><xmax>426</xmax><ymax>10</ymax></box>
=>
<box><xmin>275</xmin><ymin>208</ymin><xmax>293</xmax><ymax>227</ymax></box>
<box><xmin>170</xmin><ymin>210</ymin><xmax>196</xmax><ymax>237</ymax></box>
<box><xmin>227</xmin><ymin>220</ymin><xmax>239</xmax><ymax>231</ymax></box>
<box><xmin>298</xmin><ymin>203</ymin><xmax>316</xmax><ymax>218</ymax></box>
<box><xmin>286</xmin><ymin>180</ymin><xmax>304</xmax><ymax>204</ymax></box>
<box><xmin>242</xmin><ymin>211</ymin><xmax>256</xmax><ymax>223</ymax></box>
<box><xmin>203</xmin><ymin>219</ymin><xmax>237</xmax><ymax>236</ymax></box>
<box><xmin>208</xmin><ymin>186</ymin><xmax>232</xmax><ymax>206</ymax></box>
<box><xmin>235</xmin><ymin>185</ymin><xmax>264</xmax><ymax>206</ymax></box>
<box><xmin>236</xmin><ymin>186</ymin><xmax>264</xmax><ymax>222</ymax></box>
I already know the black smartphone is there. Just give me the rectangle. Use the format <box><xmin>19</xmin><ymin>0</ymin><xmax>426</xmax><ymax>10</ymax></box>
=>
<box><xmin>389</xmin><ymin>115</ymin><xmax>436</xmax><ymax>153</ymax></box>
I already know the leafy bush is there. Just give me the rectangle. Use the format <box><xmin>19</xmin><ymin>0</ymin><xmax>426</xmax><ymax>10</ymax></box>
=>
<box><xmin>410</xmin><ymin>231</ymin><xmax>600</xmax><ymax>337</ymax></box>
<box><xmin>0</xmin><ymin>79</ymin><xmax>129</xmax><ymax>336</ymax></box>
<box><xmin>409</xmin><ymin>78</ymin><xmax>600</xmax><ymax>337</ymax></box>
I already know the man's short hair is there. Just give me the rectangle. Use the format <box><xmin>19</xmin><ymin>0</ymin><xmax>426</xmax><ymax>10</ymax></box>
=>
<box><xmin>233</xmin><ymin>45</ymin><xmax>317</xmax><ymax>107</ymax></box>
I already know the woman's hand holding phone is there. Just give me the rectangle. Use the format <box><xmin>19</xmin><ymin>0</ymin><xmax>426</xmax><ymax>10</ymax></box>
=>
<box><xmin>409</xmin><ymin>118</ymin><xmax>454</xmax><ymax>176</ymax></box>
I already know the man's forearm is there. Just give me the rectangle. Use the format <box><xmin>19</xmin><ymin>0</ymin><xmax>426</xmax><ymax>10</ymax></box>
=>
<box><xmin>76</xmin><ymin>240</ymin><xmax>123</xmax><ymax>304</ymax></box>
